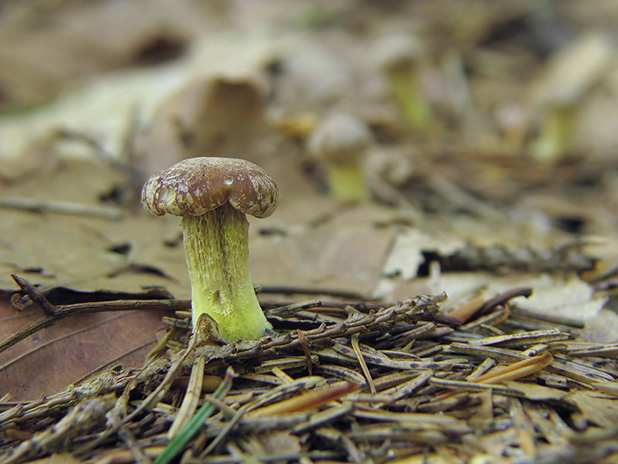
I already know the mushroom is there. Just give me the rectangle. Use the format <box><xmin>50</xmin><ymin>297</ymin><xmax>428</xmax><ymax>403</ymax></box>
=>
<box><xmin>307</xmin><ymin>112</ymin><xmax>373</xmax><ymax>202</ymax></box>
<box><xmin>141</xmin><ymin>157</ymin><xmax>277</xmax><ymax>341</ymax></box>
<box><xmin>529</xmin><ymin>33</ymin><xmax>613</xmax><ymax>161</ymax></box>
<box><xmin>373</xmin><ymin>34</ymin><xmax>433</xmax><ymax>131</ymax></box>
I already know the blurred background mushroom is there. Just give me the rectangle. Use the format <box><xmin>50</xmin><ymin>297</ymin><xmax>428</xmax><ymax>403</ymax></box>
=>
<box><xmin>307</xmin><ymin>111</ymin><xmax>374</xmax><ymax>202</ymax></box>
<box><xmin>528</xmin><ymin>33</ymin><xmax>614</xmax><ymax>162</ymax></box>
<box><xmin>373</xmin><ymin>33</ymin><xmax>434</xmax><ymax>132</ymax></box>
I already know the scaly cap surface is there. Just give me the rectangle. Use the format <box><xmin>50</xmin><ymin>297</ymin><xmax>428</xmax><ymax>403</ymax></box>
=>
<box><xmin>142</xmin><ymin>157</ymin><xmax>278</xmax><ymax>218</ymax></box>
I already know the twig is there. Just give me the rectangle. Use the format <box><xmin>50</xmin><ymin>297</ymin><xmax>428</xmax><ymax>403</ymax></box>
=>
<box><xmin>0</xmin><ymin>197</ymin><xmax>124</xmax><ymax>220</ymax></box>
<box><xmin>11</xmin><ymin>275</ymin><xmax>57</xmax><ymax>316</ymax></box>
<box><xmin>427</xmin><ymin>174</ymin><xmax>506</xmax><ymax>220</ymax></box>
<box><xmin>257</xmin><ymin>285</ymin><xmax>366</xmax><ymax>300</ymax></box>
<box><xmin>6</xmin><ymin>281</ymin><xmax>618</xmax><ymax>464</ymax></box>
<box><xmin>0</xmin><ymin>276</ymin><xmax>189</xmax><ymax>355</ymax></box>
<box><xmin>0</xmin><ymin>297</ymin><xmax>189</xmax><ymax>355</ymax></box>
<box><xmin>119</xmin><ymin>426</ymin><xmax>153</xmax><ymax>464</ymax></box>
<box><xmin>478</xmin><ymin>287</ymin><xmax>533</xmax><ymax>315</ymax></box>
<box><xmin>200</xmin><ymin>402</ymin><xmax>253</xmax><ymax>458</ymax></box>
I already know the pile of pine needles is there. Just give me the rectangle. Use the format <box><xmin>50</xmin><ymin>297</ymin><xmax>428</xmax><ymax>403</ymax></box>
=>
<box><xmin>2</xmin><ymin>279</ymin><xmax>618</xmax><ymax>464</ymax></box>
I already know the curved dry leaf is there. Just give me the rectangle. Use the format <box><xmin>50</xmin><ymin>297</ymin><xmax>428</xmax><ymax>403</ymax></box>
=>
<box><xmin>0</xmin><ymin>297</ymin><xmax>168</xmax><ymax>401</ymax></box>
<box><xmin>248</xmin><ymin>381</ymin><xmax>360</xmax><ymax>418</ymax></box>
<box><xmin>566</xmin><ymin>390</ymin><xmax>618</xmax><ymax>428</ymax></box>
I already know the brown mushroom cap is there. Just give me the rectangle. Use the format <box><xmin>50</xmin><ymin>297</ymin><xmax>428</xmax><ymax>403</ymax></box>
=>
<box><xmin>142</xmin><ymin>157</ymin><xmax>278</xmax><ymax>218</ymax></box>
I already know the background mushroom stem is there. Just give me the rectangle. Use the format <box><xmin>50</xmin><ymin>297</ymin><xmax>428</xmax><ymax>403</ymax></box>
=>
<box><xmin>531</xmin><ymin>106</ymin><xmax>575</xmax><ymax>162</ymax></box>
<box><xmin>181</xmin><ymin>203</ymin><xmax>271</xmax><ymax>341</ymax></box>
<box><xmin>325</xmin><ymin>159</ymin><xmax>371</xmax><ymax>202</ymax></box>
<box><xmin>387</xmin><ymin>64</ymin><xmax>433</xmax><ymax>131</ymax></box>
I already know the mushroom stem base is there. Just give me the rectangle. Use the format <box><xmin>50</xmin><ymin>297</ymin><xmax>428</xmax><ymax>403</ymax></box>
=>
<box><xmin>182</xmin><ymin>204</ymin><xmax>271</xmax><ymax>341</ymax></box>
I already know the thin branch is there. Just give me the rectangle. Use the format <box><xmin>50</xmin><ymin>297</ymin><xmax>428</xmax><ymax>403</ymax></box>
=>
<box><xmin>0</xmin><ymin>276</ymin><xmax>190</xmax><ymax>355</ymax></box>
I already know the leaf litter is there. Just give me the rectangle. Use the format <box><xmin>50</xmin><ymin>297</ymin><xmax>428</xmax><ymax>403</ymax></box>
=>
<box><xmin>0</xmin><ymin>273</ymin><xmax>617</xmax><ymax>463</ymax></box>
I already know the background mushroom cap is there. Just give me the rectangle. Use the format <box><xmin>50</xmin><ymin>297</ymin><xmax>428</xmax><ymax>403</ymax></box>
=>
<box><xmin>141</xmin><ymin>157</ymin><xmax>279</xmax><ymax>218</ymax></box>
<box><xmin>307</xmin><ymin>112</ymin><xmax>373</xmax><ymax>164</ymax></box>
<box><xmin>372</xmin><ymin>33</ymin><xmax>426</xmax><ymax>72</ymax></box>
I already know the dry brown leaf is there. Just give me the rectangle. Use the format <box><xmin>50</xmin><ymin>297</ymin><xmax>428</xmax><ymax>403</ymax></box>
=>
<box><xmin>0</xmin><ymin>295</ymin><xmax>168</xmax><ymax>401</ymax></box>
<box><xmin>578</xmin><ymin>309</ymin><xmax>618</xmax><ymax>344</ymax></box>
<box><xmin>135</xmin><ymin>76</ymin><xmax>268</xmax><ymax>176</ymax></box>
<box><xmin>502</xmin><ymin>380</ymin><xmax>570</xmax><ymax>403</ymax></box>
<box><xmin>565</xmin><ymin>390</ymin><xmax>618</xmax><ymax>428</ymax></box>
<box><xmin>0</xmin><ymin>0</ymin><xmax>227</xmax><ymax>107</ymax></box>
<box><xmin>250</xmin><ymin>221</ymin><xmax>393</xmax><ymax>295</ymax></box>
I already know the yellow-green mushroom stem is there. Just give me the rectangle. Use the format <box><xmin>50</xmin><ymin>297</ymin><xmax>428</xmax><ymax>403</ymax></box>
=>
<box><xmin>182</xmin><ymin>203</ymin><xmax>270</xmax><ymax>341</ymax></box>
<box><xmin>324</xmin><ymin>159</ymin><xmax>370</xmax><ymax>202</ymax></box>
<box><xmin>387</xmin><ymin>62</ymin><xmax>433</xmax><ymax>131</ymax></box>
<box><xmin>531</xmin><ymin>106</ymin><xmax>575</xmax><ymax>162</ymax></box>
<box><xmin>374</xmin><ymin>34</ymin><xmax>433</xmax><ymax>131</ymax></box>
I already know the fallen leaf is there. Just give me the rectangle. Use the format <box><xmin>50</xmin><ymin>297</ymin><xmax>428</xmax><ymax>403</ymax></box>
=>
<box><xmin>565</xmin><ymin>390</ymin><xmax>618</xmax><ymax>428</ymax></box>
<box><xmin>578</xmin><ymin>309</ymin><xmax>618</xmax><ymax>344</ymax></box>
<box><xmin>0</xmin><ymin>295</ymin><xmax>168</xmax><ymax>401</ymax></box>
